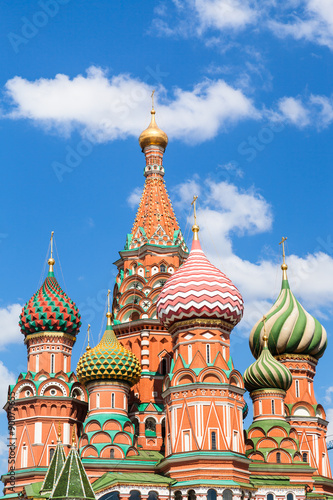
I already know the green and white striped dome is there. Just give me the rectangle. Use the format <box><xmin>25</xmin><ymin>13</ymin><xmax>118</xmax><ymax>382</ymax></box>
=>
<box><xmin>244</xmin><ymin>336</ymin><xmax>292</xmax><ymax>393</ymax></box>
<box><xmin>249</xmin><ymin>267</ymin><xmax>327</xmax><ymax>360</ymax></box>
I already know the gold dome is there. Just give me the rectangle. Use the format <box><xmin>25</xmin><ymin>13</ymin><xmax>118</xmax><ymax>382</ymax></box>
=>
<box><xmin>139</xmin><ymin>109</ymin><xmax>168</xmax><ymax>151</ymax></box>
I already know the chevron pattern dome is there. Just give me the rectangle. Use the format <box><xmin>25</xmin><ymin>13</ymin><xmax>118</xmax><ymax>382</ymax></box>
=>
<box><xmin>157</xmin><ymin>235</ymin><xmax>243</xmax><ymax>328</ymax></box>
<box><xmin>244</xmin><ymin>337</ymin><xmax>292</xmax><ymax>393</ymax></box>
<box><xmin>20</xmin><ymin>270</ymin><xmax>81</xmax><ymax>337</ymax></box>
<box><xmin>76</xmin><ymin>317</ymin><xmax>141</xmax><ymax>386</ymax></box>
<box><xmin>249</xmin><ymin>277</ymin><xmax>327</xmax><ymax>360</ymax></box>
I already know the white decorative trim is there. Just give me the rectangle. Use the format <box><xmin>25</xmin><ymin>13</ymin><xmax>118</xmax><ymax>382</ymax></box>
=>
<box><xmin>40</xmin><ymin>381</ymin><xmax>67</xmax><ymax>396</ymax></box>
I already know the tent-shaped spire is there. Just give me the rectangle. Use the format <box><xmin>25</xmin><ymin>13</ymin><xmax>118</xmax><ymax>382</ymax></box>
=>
<box><xmin>40</xmin><ymin>430</ymin><xmax>66</xmax><ymax>497</ymax></box>
<box><xmin>50</xmin><ymin>439</ymin><xmax>95</xmax><ymax>500</ymax></box>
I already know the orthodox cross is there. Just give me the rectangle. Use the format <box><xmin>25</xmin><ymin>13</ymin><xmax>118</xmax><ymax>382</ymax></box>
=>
<box><xmin>87</xmin><ymin>324</ymin><xmax>91</xmax><ymax>350</ymax></box>
<box><xmin>279</xmin><ymin>236</ymin><xmax>287</xmax><ymax>265</ymax></box>
<box><xmin>57</xmin><ymin>421</ymin><xmax>61</xmax><ymax>441</ymax></box>
<box><xmin>50</xmin><ymin>231</ymin><xmax>54</xmax><ymax>259</ymax></box>
<box><xmin>151</xmin><ymin>89</ymin><xmax>155</xmax><ymax>110</ymax></box>
<box><xmin>191</xmin><ymin>195</ymin><xmax>198</xmax><ymax>225</ymax></box>
<box><xmin>107</xmin><ymin>289</ymin><xmax>111</xmax><ymax>313</ymax></box>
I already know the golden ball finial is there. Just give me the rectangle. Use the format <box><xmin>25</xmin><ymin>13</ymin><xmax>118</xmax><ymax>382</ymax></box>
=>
<box><xmin>139</xmin><ymin>108</ymin><xmax>168</xmax><ymax>151</ymax></box>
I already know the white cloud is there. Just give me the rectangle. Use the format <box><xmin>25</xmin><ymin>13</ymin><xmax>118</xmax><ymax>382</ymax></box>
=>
<box><xmin>2</xmin><ymin>67</ymin><xmax>259</xmax><ymax>144</ymax></box>
<box><xmin>127</xmin><ymin>187</ymin><xmax>143</xmax><ymax>209</ymax></box>
<box><xmin>0</xmin><ymin>361</ymin><xmax>16</xmax><ymax>411</ymax></box>
<box><xmin>278</xmin><ymin>97</ymin><xmax>310</xmax><ymax>127</ymax></box>
<box><xmin>194</xmin><ymin>0</ymin><xmax>258</xmax><ymax>32</ymax></box>
<box><xmin>173</xmin><ymin>178</ymin><xmax>333</xmax><ymax>334</ymax></box>
<box><xmin>0</xmin><ymin>304</ymin><xmax>22</xmax><ymax>349</ymax></box>
<box><xmin>274</xmin><ymin>94</ymin><xmax>333</xmax><ymax>129</ymax></box>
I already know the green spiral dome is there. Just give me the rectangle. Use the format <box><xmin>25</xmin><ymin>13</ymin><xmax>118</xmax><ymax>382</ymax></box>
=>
<box><xmin>76</xmin><ymin>315</ymin><xmax>141</xmax><ymax>386</ymax></box>
<box><xmin>244</xmin><ymin>338</ymin><xmax>292</xmax><ymax>393</ymax></box>
<box><xmin>249</xmin><ymin>269</ymin><xmax>327</xmax><ymax>360</ymax></box>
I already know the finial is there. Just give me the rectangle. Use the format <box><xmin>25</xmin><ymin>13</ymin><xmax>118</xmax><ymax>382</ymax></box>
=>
<box><xmin>191</xmin><ymin>195</ymin><xmax>200</xmax><ymax>240</ymax></box>
<box><xmin>48</xmin><ymin>231</ymin><xmax>55</xmax><ymax>273</ymax></box>
<box><xmin>71</xmin><ymin>425</ymin><xmax>76</xmax><ymax>447</ymax></box>
<box><xmin>279</xmin><ymin>236</ymin><xmax>288</xmax><ymax>280</ymax></box>
<box><xmin>262</xmin><ymin>315</ymin><xmax>268</xmax><ymax>348</ymax></box>
<box><xmin>86</xmin><ymin>324</ymin><xmax>91</xmax><ymax>351</ymax></box>
<box><xmin>57</xmin><ymin>421</ymin><xmax>61</xmax><ymax>441</ymax></box>
<box><xmin>151</xmin><ymin>90</ymin><xmax>155</xmax><ymax>111</ymax></box>
<box><xmin>106</xmin><ymin>290</ymin><xmax>112</xmax><ymax>327</ymax></box>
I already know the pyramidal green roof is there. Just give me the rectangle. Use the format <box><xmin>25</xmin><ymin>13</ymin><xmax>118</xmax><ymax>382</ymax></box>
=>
<box><xmin>40</xmin><ymin>439</ymin><xmax>66</xmax><ymax>496</ymax></box>
<box><xmin>50</xmin><ymin>445</ymin><xmax>95</xmax><ymax>500</ymax></box>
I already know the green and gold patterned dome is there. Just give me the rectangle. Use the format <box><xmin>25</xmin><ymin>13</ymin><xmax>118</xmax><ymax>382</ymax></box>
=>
<box><xmin>244</xmin><ymin>335</ymin><xmax>292</xmax><ymax>393</ymax></box>
<box><xmin>249</xmin><ymin>257</ymin><xmax>327</xmax><ymax>360</ymax></box>
<box><xmin>76</xmin><ymin>313</ymin><xmax>141</xmax><ymax>386</ymax></box>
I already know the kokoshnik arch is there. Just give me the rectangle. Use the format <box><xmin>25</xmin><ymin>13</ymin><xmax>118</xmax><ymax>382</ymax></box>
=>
<box><xmin>1</xmin><ymin>104</ymin><xmax>333</xmax><ymax>500</ymax></box>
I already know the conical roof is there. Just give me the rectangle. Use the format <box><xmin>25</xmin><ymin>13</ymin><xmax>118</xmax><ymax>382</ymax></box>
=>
<box><xmin>157</xmin><ymin>226</ymin><xmax>244</xmax><ymax>328</ymax></box>
<box><xmin>40</xmin><ymin>437</ymin><xmax>66</xmax><ymax>496</ymax></box>
<box><xmin>50</xmin><ymin>444</ymin><xmax>95</xmax><ymax>500</ymax></box>
<box><xmin>249</xmin><ymin>266</ymin><xmax>327</xmax><ymax>360</ymax></box>
<box><xmin>20</xmin><ymin>260</ymin><xmax>81</xmax><ymax>337</ymax></box>
<box><xmin>76</xmin><ymin>313</ymin><xmax>141</xmax><ymax>386</ymax></box>
<box><xmin>244</xmin><ymin>336</ymin><xmax>292</xmax><ymax>393</ymax></box>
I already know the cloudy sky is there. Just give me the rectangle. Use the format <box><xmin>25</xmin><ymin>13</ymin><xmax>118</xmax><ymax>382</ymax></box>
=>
<box><xmin>1</xmin><ymin>0</ymin><xmax>333</xmax><ymax>467</ymax></box>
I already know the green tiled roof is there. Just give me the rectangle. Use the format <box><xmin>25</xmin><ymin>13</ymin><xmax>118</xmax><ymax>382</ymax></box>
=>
<box><xmin>25</xmin><ymin>481</ymin><xmax>45</xmax><ymax>498</ymax></box>
<box><xmin>50</xmin><ymin>445</ymin><xmax>95</xmax><ymax>500</ymax></box>
<box><xmin>93</xmin><ymin>472</ymin><xmax>174</xmax><ymax>492</ymax></box>
<box><xmin>40</xmin><ymin>440</ymin><xmax>66</xmax><ymax>496</ymax></box>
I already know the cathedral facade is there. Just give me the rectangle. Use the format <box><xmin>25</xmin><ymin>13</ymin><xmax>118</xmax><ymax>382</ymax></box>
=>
<box><xmin>1</xmin><ymin>108</ymin><xmax>333</xmax><ymax>500</ymax></box>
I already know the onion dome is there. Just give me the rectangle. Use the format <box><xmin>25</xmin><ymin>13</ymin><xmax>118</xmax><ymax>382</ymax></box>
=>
<box><xmin>19</xmin><ymin>253</ymin><xmax>81</xmax><ymax>337</ymax></box>
<box><xmin>139</xmin><ymin>108</ymin><xmax>168</xmax><ymax>151</ymax></box>
<box><xmin>157</xmin><ymin>223</ymin><xmax>244</xmax><ymax>328</ymax></box>
<box><xmin>76</xmin><ymin>312</ymin><xmax>141</xmax><ymax>386</ymax></box>
<box><xmin>244</xmin><ymin>335</ymin><xmax>292</xmax><ymax>393</ymax></box>
<box><xmin>249</xmin><ymin>256</ymin><xmax>327</xmax><ymax>360</ymax></box>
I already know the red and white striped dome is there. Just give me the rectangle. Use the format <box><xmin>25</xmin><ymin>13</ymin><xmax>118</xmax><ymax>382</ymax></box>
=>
<box><xmin>157</xmin><ymin>235</ymin><xmax>244</xmax><ymax>328</ymax></box>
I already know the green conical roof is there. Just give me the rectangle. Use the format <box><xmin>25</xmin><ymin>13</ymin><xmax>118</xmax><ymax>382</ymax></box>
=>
<box><xmin>50</xmin><ymin>444</ymin><xmax>95</xmax><ymax>500</ymax></box>
<box><xmin>249</xmin><ymin>267</ymin><xmax>327</xmax><ymax>360</ymax></box>
<box><xmin>40</xmin><ymin>438</ymin><xmax>66</xmax><ymax>496</ymax></box>
<box><xmin>244</xmin><ymin>337</ymin><xmax>292</xmax><ymax>393</ymax></box>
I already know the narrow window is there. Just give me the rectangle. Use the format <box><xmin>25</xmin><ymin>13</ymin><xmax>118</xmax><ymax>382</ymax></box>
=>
<box><xmin>49</xmin><ymin>448</ymin><xmax>55</xmax><ymax>463</ymax></box>
<box><xmin>295</xmin><ymin>380</ymin><xmax>300</xmax><ymax>398</ymax></box>
<box><xmin>211</xmin><ymin>431</ymin><xmax>217</xmax><ymax>450</ymax></box>
<box><xmin>184</xmin><ymin>431</ymin><xmax>190</xmax><ymax>452</ymax></box>
<box><xmin>123</xmin><ymin>394</ymin><xmax>126</xmax><ymax>409</ymax></box>
<box><xmin>64</xmin><ymin>355</ymin><xmax>67</xmax><ymax>372</ymax></box>
<box><xmin>160</xmin><ymin>264</ymin><xmax>166</xmax><ymax>273</ymax></box>
<box><xmin>50</xmin><ymin>354</ymin><xmax>55</xmax><ymax>373</ymax></box>
<box><xmin>302</xmin><ymin>452</ymin><xmax>308</xmax><ymax>463</ymax></box>
<box><xmin>96</xmin><ymin>393</ymin><xmax>100</xmax><ymax>409</ymax></box>
<box><xmin>188</xmin><ymin>344</ymin><xmax>192</xmax><ymax>364</ymax></box>
<box><xmin>259</xmin><ymin>399</ymin><xmax>262</xmax><ymax>414</ymax></box>
<box><xmin>34</xmin><ymin>422</ymin><xmax>42</xmax><ymax>444</ymax></box>
<box><xmin>161</xmin><ymin>358</ymin><xmax>168</xmax><ymax>375</ymax></box>
<box><xmin>206</xmin><ymin>344</ymin><xmax>211</xmax><ymax>363</ymax></box>
<box><xmin>287</xmin><ymin>494</ymin><xmax>294</xmax><ymax>500</ymax></box>
<box><xmin>110</xmin><ymin>448</ymin><xmax>115</xmax><ymax>459</ymax></box>
<box><xmin>111</xmin><ymin>393</ymin><xmax>115</xmax><ymax>409</ymax></box>
<box><xmin>233</xmin><ymin>430</ymin><xmax>238</xmax><ymax>452</ymax></box>
<box><xmin>271</xmin><ymin>400</ymin><xmax>275</xmax><ymax>415</ymax></box>
<box><xmin>267</xmin><ymin>495</ymin><xmax>274</xmax><ymax>500</ymax></box>
<box><xmin>22</xmin><ymin>446</ymin><xmax>28</xmax><ymax>468</ymax></box>
<box><xmin>276</xmin><ymin>451</ymin><xmax>281</xmax><ymax>463</ymax></box>
<box><xmin>35</xmin><ymin>354</ymin><xmax>39</xmax><ymax>372</ymax></box>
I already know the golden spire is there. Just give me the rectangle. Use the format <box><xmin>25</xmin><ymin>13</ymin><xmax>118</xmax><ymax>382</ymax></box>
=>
<box><xmin>106</xmin><ymin>289</ymin><xmax>112</xmax><ymax>327</ymax></box>
<box><xmin>279</xmin><ymin>236</ymin><xmax>288</xmax><ymax>280</ymax></box>
<box><xmin>262</xmin><ymin>315</ymin><xmax>268</xmax><ymax>347</ymax></box>
<box><xmin>48</xmin><ymin>231</ymin><xmax>55</xmax><ymax>273</ymax></box>
<box><xmin>191</xmin><ymin>195</ymin><xmax>200</xmax><ymax>240</ymax></box>
<box><xmin>138</xmin><ymin>94</ymin><xmax>168</xmax><ymax>151</ymax></box>
<box><xmin>86</xmin><ymin>324</ymin><xmax>91</xmax><ymax>351</ymax></box>
<box><xmin>57</xmin><ymin>421</ymin><xmax>62</xmax><ymax>441</ymax></box>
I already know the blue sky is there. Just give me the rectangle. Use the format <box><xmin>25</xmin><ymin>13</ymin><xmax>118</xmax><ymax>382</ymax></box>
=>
<box><xmin>1</xmin><ymin>0</ymin><xmax>333</xmax><ymax>466</ymax></box>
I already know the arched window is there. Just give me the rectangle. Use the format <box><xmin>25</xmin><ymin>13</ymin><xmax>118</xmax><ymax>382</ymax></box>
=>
<box><xmin>145</xmin><ymin>418</ymin><xmax>156</xmax><ymax>436</ymax></box>
<box><xmin>267</xmin><ymin>494</ymin><xmax>274</xmax><ymax>500</ymax></box>
<box><xmin>129</xmin><ymin>491</ymin><xmax>141</xmax><ymax>500</ymax></box>
<box><xmin>49</xmin><ymin>447</ymin><xmax>55</xmax><ymax>462</ymax></box>
<box><xmin>188</xmin><ymin>344</ymin><xmax>192</xmax><ymax>364</ymax></box>
<box><xmin>160</xmin><ymin>264</ymin><xmax>166</xmax><ymax>273</ymax></box>
<box><xmin>208</xmin><ymin>490</ymin><xmax>217</xmax><ymax>500</ymax></box>
<box><xmin>96</xmin><ymin>393</ymin><xmax>100</xmax><ymax>409</ymax></box>
<box><xmin>295</xmin><ymin>380</ymin><xmax>300</xmax><ymax>398</ymax></box>
<box><xmin>223</xmin><ymin>490</ymin><xmax>232</xmax><ymax>500</ymax></box>
<box><xmin>111</xmin><ymin>393</ymin><xmax>115</xmax><ymax>409</ymax></box>
<box><xmin>174</xmin><ymin>492</ymin><xmax>182</xmax><ymax>500</ymax></box>
<box><xmin>161</xmin><ymin>358</ymin><xmax>168</xmax><ymax>375</ymax></box>
<box><xmin>271</xmin><ymin>400</ymin><xmax>275</xmax><ymax>415</ymax></box>
<box><xmin>211</xmin><ymin>431</ymin><xmax>217</xmax><ymax>450</ymax></box>
<box><xmin>50</xmin><ymin>354</ymin><xmax>55</xmax><ymax>373</ymax></box>
<box><xmin>206</xmin><ymin>344</ymin><xmax>211</xmax><ymax>363</ymax></box>
<box><xmin>302</xmin><ymin>452</ymin><xmax>308</xmax><ymax>463</ymax></box>
<box><xmin>276</xmin><ymin>451</ymin><xmax>281</xmax><ymax>463</ymax></box>
<box><xmin>287</xmin><ymin>494</ymin><xmax>294</xmax><ymax>500</ymax></box>
<box><xmin>36</xmin><ymin>354</ymin><xmax>39</xmax><ymax>372</ymax></box>
<box><xmin>188</xmin><ymin>490</ymin><xmax>196</xmax><ymax>500</ymax></box>
<box><xmin>110</xmin><ymin>448</ymin><xmax>115</xmax><ymax>459</ymax></box>
<box><xmin>148</xmin><ymin>492</ymin><xmax>158</xmax><ymax>500</ymax></box>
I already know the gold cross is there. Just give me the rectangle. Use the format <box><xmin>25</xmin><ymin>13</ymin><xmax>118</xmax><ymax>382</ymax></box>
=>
<box><xmin>50</xmin><ymin>231</ymin><xmax>54</xmax><ymax>259</ymax></box>
<box><xmin>191</xmin><ymin>195</ymin><xmax>198</xmax><ymax>225</ymax></box>
<box><xmin>87</xmin><ymin>324</ymin><xmax>91</xmax><ymax>350</ymax></box>
<box><xmin>107</xmin><ymin>289</ymin><xmax>111</xmax><ymax>313</ymax></box>
<box><xmin>57</xmin><ymin>421</ymin><xmax>61</xmax><ymax>440</ymax></box>
<box><xmin>151</xmin><ymin>89</ymin><xmax>155</xmax><ymax>110</ymax></box>
<box><xmin>279</xmin><ymin>236</ymin><xmax>287</xmax><ymax>265</ymax></box>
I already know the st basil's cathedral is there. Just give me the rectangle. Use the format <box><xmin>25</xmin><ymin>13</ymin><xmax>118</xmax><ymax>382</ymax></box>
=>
<box><xmin>1</xmin><ymin>105</ymin><xmax>333</xmax><ymax>500</ymax></box>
